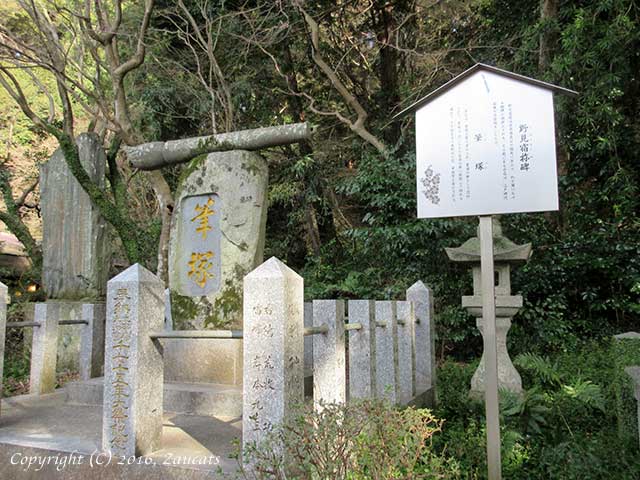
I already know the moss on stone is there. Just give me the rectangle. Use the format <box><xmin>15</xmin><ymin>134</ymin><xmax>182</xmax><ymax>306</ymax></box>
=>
<box><xmin>170</xmin><ymin>293</ymin><xmax>200</xmax><ymax>330</ymax></box>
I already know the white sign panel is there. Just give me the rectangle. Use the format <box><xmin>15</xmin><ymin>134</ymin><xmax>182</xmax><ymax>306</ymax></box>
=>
<box><xmin>415</xmin><ymin>70</ymin><xmax>559</xmax><ymax>218</ymax></box>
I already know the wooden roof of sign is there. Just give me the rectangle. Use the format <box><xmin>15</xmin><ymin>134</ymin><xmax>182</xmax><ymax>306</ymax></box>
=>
<box><xmin>393</xmin><ymin>63</ymin><xmax>578</xmax><ymax>120</ymax></box>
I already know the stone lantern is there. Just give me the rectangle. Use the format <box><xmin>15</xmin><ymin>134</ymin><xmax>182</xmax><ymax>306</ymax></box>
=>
<box><xmin>445</xmin><ymin>218</ymin><xmax>531</xmax><ymax>397</ymax></box>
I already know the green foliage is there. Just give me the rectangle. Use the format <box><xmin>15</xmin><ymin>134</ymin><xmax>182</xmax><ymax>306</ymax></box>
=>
<box><xmin>436</xmin><ymin>341</ymin><xmax>640</xmax><ymax>479</ymax></box>
<box><xmin>238</xmin><ymin>399</ymin><xmax>460</xmax><ymax>479</ymax></box>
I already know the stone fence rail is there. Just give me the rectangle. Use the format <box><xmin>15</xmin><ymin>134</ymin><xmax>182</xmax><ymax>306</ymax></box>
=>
<box><xmin>242</xmin><ymin>257</ymin><xmax>437</xmax><ymax>456</ymax></box>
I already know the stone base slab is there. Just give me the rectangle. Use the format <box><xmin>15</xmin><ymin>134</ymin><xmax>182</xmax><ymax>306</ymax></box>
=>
<box><xmin>66</xmin><ymin>377</ymin><xmax>242</xmax><ymax>417</ymax></box>
<box><xmin>0</xmin><ymin>392</ymin><xmax>240</xmax><ymax>478</ymax></box>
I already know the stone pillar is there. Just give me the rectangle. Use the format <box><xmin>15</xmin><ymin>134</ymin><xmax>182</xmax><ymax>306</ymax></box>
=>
<box><xmin>0</xmin><ymin>282</ymin><xmax>7</xmax><ymax>415</ymax></box>
<box><xmin>40</xmin><ymin>132</ymin><xmax>109</xmax><ymax>299</ymax></box>
<box><xmin>625</xmin><ymin>367</ymin><xmax>640</xmax><ymax>447</ymax></box>
<box><xmin>79</xmin><ymin>303</ymin><xmax>106</xmax><ymax>380</ymax></box>
<box><xmin>396</xmin><ymin>301</ymin><xmax>416</xmax><ymax>405</ymax></box>
<box><xmin>374</xmin><ymin>301</ymin><xmax>398</xmax><ymax>403</ymax></box>
<box><xmin>471</xmin><ymin>316</ymin><xmax>522</xmax><ymax>395</ymax></box>
<box><xmin>348</xmin><ymin>300</ymin><xmax>376</xmax><ymax>400</ymax></box>
<box><xmin>407</xmin><ymin>281</ymin><xmax>437</xmax><ymax>404</ymax></box>
<box><xmin>243</xmin><ymin>257</ymin><xmax>303</xmax><ymax>453</ymax></box>
<box><xmin>30</xmin><ymin>303</ymin><xmax>59</xmax><ymax>395</ymax></box>
<box><xmin>102</xmin><ymin>264</ymin><xmax>165</xmax><ymax>457</ymax></box>
<box><xmin>313</xmin><ymin>300</ymin><xmax>346</xmax><ymax>406</ymax></box>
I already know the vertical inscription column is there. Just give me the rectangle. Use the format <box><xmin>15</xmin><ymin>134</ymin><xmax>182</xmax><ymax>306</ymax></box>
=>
<box><xmin>348</xmin><ymin>300</ymin><xmax>376</xmax><ymax>400</ymax></box>
<box><xmin>79</xmin><ymin>302</ymin><xmax>106</xmax><ymax>380</ymax></box>
<box><xmin>243</xmin><ymin>257</ymin><xmax>303</xmax><ymax>453</ymax></box>
<box><xmin>0</xmin><ymin>282</ymin><xmax>7</xmax><ymax>415</ymax></box>
<box><xmin>375</xmin><ymin>301</ymin><xmax>399</xmax><ymax>403</ymax></box>
<box><xmin>396</xmin><ymin>301</ymin><xmax>416</xmax><ymax>405</ymax></box>
<box><xmin>30</xmin><ymin>302</ymin><xmax>59</xmax><ymax>395</ymax></box>
<box><xmin>102</xmin><ymin>264</ymin><xmax>164</xmax><ymax>457</ymax></box>
<box><xmin>407</xmin><ymin>281</ymin><xmax>437</xmax><ymax>404</ymax></box>
<box><xmin>313</xmin><ymin>300</ymin><xmax>346</xmax><ymax>406</ymax></box>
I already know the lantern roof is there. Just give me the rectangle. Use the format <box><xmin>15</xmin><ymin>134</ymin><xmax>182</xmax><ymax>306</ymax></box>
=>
<box><xmin>445</xmin><ymin>218</ymin><xmax>532</xmax><ymax>263</ymax></box>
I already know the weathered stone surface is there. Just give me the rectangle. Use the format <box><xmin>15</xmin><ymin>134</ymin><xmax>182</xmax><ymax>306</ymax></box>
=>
<box><xmin>102</xmin><ymin>264</ymin><xmax>164</xmax><ymax>457</ymax></box>
<box><xmin>374</xmin><ymin>301</ymin><xmax>398</xmax><ymax>403</ymax></box>
<box><xmin>169</xmin><ymin>150</ymin><xmax>268</xmax><ymax>330</ymax></box>
<box><xmin>348</xmin><ymin>300</ymin><xmax>376</xmax><ymax>400</ymax></box>
<box><xmin>313</xmin><ymin>300</ymin><xmax>346</xmax><ymax>406</ymax></box>
<box><xmin>164</xmin><ymin>288</ymin><xmax>173</xmax><ymax>331</ymax></box>
<box><xmin>0</xmin><ymin>282</ymin><xmax>6</xmax><ymax>415</ymax></box>
<box><xmin>243</xmin><ymin>257</ymin><xmax>303</xmax><ymax>453</ymax></box>
<box><xmin>471</xmin><ymin>317</ymin><xmax>523</xmax><ymax>395</ymax></box>
<box><xmin>79</xmin><ymin>303</ymin><xmax>105</xmax><ymax>380</ymax></box>
<box><xmin>126</xmin><ymin>122</ymin><xmax>310</xmax><ymax>170</ymax></box>
<box><xmin>304</xmin><ymin>302</ymin><xmax>313</xmax><ymax>378</ymax></box>
<box><xmin>163</xmin><ymin>338</ymin><xmax>242</xmax><ymax>385</ymax></box>
<box><xmin>407</xmin><ymin>281</ymin><xmax>437</xmax><ymax>399</ymax></box>
<box><xmin>30</xmin><ymin>303</ymin><xmax>59</xmax><ymax>395</ymax></box>
<box><xmin>24</xmin><ymin>301</ymin><xmax>94</xmax><ymax>373</ymax></box>
<box><xmin>40</xmin><ymin>133</ymin><xmax>109</xmax><ymax>300</ymax></box>
<box><xmin>396</xmin><ymin>301</ymin><xmax>416</xmax><ymax>405</ymax></box>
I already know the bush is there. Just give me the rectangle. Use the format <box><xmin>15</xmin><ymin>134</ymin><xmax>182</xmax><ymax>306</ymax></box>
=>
<box><xmin>237</xmin><ymin>399</ymin><xmax>460</xmax><ymax>479</ymax></box>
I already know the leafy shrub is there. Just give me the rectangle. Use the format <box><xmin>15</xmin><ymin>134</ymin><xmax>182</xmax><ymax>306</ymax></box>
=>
<box><xmin>237</xmin><ymin>399</ymin><xmax>460</xmax><ymax>479</ymax></box>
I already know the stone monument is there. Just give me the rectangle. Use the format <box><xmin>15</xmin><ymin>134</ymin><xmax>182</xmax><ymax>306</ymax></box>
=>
<box><xmin>446</xmin><ymin>218</ymin><xmax>530</xmax><ymax>396</ymax></box>
<box><xmin>36</xmin><ymin>132</ymin><xmax>109</xmax><ymax>376</ymax></box>
<box><xmin>125</xmin><ymin>123</ymin><xmax>310</xmax><ymax>387</ymax></box>
<box><xmin>168</xmin><ymin>150</ymin><xmax>268</xmax><ymax>330</ymax></box>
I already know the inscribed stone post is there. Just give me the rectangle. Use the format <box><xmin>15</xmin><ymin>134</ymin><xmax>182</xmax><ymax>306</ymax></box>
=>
<box><xmin>30</xmin><ymin>303</ymin><xmax>59</xmax><ymax>395</ymax></box>
<box><xmin>396</xmin><ymin>301</ymin><xmax>416</xmax><ymax>405</ymax></box>
<box><xmin>0</xmin><ymin>282</ymin><xmax>7</xmax><ymax>415</ymax></box>
<box><xmin>102</xmin><ymin>264</ymin><xmax>164</xmax><ymax>457</ymax></box>
<box><xmin>375</xmin><ymin>301</ymin><xmax>398</xmax><ymax>403</ymax></box>
<box><xmin>407</xmin><ymin>281</ymin><xmax>437</xmax><ymax>400</ymax></box>
<box><xmin>79</xmin><ymin>303</ymin><xmax>106</xmax><ymax>380</ymax></box>
<box><xmin>313</xmin><ymin>300</ymin><xmax>346</xmax><ymax>406</ymax></box>
<box><xmin>243</xmin><ymin>257</ymin><xmax>303</xmax><ymax>454</ymax></box>
<box><xmin>348</xmin><ymin>300</ymin><xmax>376</xmax><ymax>400</ymax></box>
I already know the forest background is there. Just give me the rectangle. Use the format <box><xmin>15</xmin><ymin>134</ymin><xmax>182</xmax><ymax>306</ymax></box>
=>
<box><xmin>0</xmin><ymin>0</ymin><xmax>637</xmax><ymax>362</ymax></box>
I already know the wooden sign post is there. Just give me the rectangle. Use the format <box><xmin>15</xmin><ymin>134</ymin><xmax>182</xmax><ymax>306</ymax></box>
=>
<box><xmin>479</xmin><ymin>215</ymin><xmax>501</xmax><ymax>478</ymax></box>
<box><xmin>395</xmin><ymin>63</ymin><xmax>576</xmax><ymax>480</ymax></box>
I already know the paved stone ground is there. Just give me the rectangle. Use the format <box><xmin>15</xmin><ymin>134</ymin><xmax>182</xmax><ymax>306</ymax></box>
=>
<box><xmin>0</xmin><ymin>391</ymin><xmax>241</xmax><ymax>479</ymax></box>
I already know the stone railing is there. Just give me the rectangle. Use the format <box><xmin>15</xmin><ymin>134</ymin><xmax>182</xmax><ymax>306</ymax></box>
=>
<box><xmin>0</xmin><ymin>285</ymin><xmax>105</xmax><ymax>404</ymax></box>
<box><xmin>242</xmin><ymin>257</ymin><xmax>437</xmax><ymax>454</ymax></box>
<box><xmin>97</xmin><ymin>258</ymin><xmax>437</xmax><ymax>461</ymax></box>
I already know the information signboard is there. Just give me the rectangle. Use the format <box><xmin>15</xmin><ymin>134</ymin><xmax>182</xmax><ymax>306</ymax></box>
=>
<box><xmin>414</xmin><ymin>68</ymin><xmax>560</xmax><ymax>218</ymax></box>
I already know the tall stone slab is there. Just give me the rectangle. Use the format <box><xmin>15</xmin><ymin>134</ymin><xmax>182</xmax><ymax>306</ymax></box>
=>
<box><xmin>374</xmin><ymin>301</ymin><xmax>398</xmax><ymax>403</ymax></box>
<box><xmin>102</xmin><ymin>264</ymin><xmax>164</xmax><ymax>457</ymax></box>
<box><xmin>407</xmin><ymin>281</ymin><xmax>437</xmax><ymax>402</ymax></box>
<box><xmin>30</xmin><ymin>303</ymin><xmax>59</xmax><ymax>395</ymax></box>
<box><xmin>396</xmin><ymin>301</ymin><xmax>416</xmax><ymax>405</ymax></box>
<box><xmin>313</xmin><ymin>300</ymin><xmax>346</xmax><ymax>406</ymax></box>
<box><xmin>243</xmin><ymin>257</ymin><xmax>303</xmax><ymax>453</ymax></box>
<box><xmin>348</xmin><ymin>300</ymin><xmax>376</xmax><ymax>400</ymax></box>
<box><xmin>79</xmin><ymin>303</ymin><xmax>106</xmax><ymax>380</ymax></box>
<box><xmin>169</xmin><ymin>150</ymin><xmax>268</xmax><ymax>330</ymax></box>
<box><xmin>0</xmin><ymin>282</ymin><xmax>7</xmax><ymax>415</ymax></box>
<box><xmin>40</xmin><ymin>133</ymin><xmax>109</xmax><ymax>299</ymax></box>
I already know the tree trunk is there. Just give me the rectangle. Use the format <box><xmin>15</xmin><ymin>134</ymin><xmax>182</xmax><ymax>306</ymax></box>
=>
<box><xmin>539</xmin><ymin>0</ymin><xmax>559</xmax><ymax>72</ymax></box>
